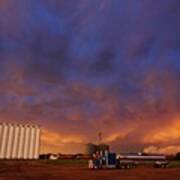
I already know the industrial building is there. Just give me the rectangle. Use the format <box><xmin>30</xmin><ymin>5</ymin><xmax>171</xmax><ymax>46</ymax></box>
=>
<box><xmin>86</xmin><ymin>143</ymin><xmax>110</xmax><ymax>155</ymax></box>
<box><xmin>0</xmin><ymin>123</ymin><xmax>41</xmax><ymax>160</ymax></box>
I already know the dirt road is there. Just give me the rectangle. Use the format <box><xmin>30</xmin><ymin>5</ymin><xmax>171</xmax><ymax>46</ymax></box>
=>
<box><xmin>0</xmin><ymin>161</ymin><xmax>180</xmax><ymax>180</ymax></box>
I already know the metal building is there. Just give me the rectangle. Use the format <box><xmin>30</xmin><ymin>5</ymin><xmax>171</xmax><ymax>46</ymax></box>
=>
<box><xmin>85</xmin><ymin>143</ymin><xmax>110</xmax><ymax>155</ymax></box>
<box><xmin>0</xmin><ymin>123</ymin><xmax>41</xmax><ymax>160</ymax></box>
<box><xmin>86</xmin><ymin>143</ymin><xmax>98</xmax><ymax>155</ymax></box>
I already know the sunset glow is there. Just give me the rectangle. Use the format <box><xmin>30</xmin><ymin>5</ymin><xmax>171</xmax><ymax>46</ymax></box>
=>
<box><xmin>0</xmin><ymin>0</ymin><xmax>180</xmax><ymax>155</ymax></box>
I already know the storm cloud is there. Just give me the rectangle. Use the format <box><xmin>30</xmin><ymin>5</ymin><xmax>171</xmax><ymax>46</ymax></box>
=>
<box><xmin>0</xmin><ymin>0</ymin><xmax>180</xmax><ymax>154</ymax></box>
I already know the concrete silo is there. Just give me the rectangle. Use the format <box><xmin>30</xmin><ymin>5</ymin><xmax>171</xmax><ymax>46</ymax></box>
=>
<box><xmin>0</xmin><ymin>124</ymin><xmax>8</xmax><ymax>159</ymax></box>
<box><xmin>6</xmin><ymin>124</ymin><xmax>14</xmax><ymax>159</ymax></box>
<box><xmin>17</xmin><ymin>125</ymin><xmax>25</xmax><ymax>159</ymax></box>
<box><xmin>29</xmin><ymin>126</ymin><xmax>36</xmax><ymax>159</ymax></box>
<box><xmin>23</xmin><ymin>125</ymin><xmax>31</xmax><ymax>159</ymax></box>
<box><xmin>0</xmin><ymin>123</ymin><xmax>41</xmax><ymax>160</ymax></box>
<box><xmin>12</xmin><ymin>125</ymin><xmax>20</xmax><ymax>159</ymax></box>
<box><xmin>34</xmin><ymin>127</ymin><xmax>41</xmax><ymax>159</ymax></box>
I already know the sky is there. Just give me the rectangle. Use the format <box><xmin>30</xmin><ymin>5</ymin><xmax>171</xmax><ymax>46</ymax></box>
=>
<box><xmin>0</xmin><ymin>0</ymin><xmax>180</xmax><ymax>154</ymax></box>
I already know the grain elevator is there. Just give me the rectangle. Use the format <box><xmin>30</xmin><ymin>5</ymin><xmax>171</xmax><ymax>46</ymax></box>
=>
<box><xmin>0</xmin><ymin>123</ymin><xmax>40</xmax><ymax>159</ymax></box>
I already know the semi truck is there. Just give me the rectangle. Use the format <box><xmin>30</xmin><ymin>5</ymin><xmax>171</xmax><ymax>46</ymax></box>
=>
<box><xmin>88</xmin><ymin>151</ymin><xmax>168</xmax><ymax>169</ymax></box>
<box><xmin>88</xmin><ymin>151</ymin><xmax>138</xmax><ymax>169</ymax></box>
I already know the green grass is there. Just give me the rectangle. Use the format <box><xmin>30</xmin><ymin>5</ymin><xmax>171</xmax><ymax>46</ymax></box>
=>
<box><xmin>169</xmin><ymin>161</ymin><xmax>180</xmax><ymax>168</ymax></box>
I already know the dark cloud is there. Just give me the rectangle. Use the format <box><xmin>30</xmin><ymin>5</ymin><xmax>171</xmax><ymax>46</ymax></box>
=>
<box><xmin>91</xmin><ymin>48</ymin><xmax>116</xmax><ymax>75</ymax></box>
<box><xmin>0</xmin><ymin>0</ymin><xmax>180</xmax><ymax>153</ymax></box>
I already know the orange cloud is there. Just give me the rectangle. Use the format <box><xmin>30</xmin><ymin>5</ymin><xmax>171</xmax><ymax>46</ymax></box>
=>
<box><xmin>105</xmin><ymin>126</ymin><xmax>137</xmax><ymax>143</ymax></box>
<box><xmin>144</xmin><ymin>145</ymin><xmax>180</xmax><ymax>155</ymax></box>
<box><xmin>40</xmin><ymin>129</ymin><xmax>86</xmax><ymax>154</ymax></box>
<box><xmin>143</xmin><ymin>119</ymin><xmax>180</xmax><ymax>144</ymax></box>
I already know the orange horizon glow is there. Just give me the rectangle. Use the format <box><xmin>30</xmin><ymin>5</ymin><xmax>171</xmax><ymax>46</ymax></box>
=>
<box><xmin>40</xmin><ymin>117</ymin><xmax>180</xmax><ymax>155</ymax></box>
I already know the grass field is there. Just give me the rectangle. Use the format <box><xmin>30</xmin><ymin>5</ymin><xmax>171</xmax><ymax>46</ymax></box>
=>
<box><xmin>169</xmin><ymin>161</ymin><xmax>180</xmax><ymax>168</ymax></box>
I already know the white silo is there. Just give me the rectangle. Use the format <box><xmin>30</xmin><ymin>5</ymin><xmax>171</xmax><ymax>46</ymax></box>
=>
<box><xmin>34</xmin><ymin>127</ymin><xmax>40</xmax><ymax>159</ymax></box>
<box><xmin>6</xmin><ymin>124</ymin><xmax>14</xmax><ymax>159</ymax></box>
<box><xmin>0</xmin><ymin>123</ymin><xmax>41</xmax><ymax>160</ymax></box>
<box><xmin>0</xmin><ymin>124</ymin><xmax>8</xmax><ymax>159</ymax></box>
<box><xmin>0</xmin><ymin>124</ymin><xmax>3</xmax><ymax>158</ymax></box>
<box><xmin>23</xmin><ymin>125</ymin><xmax>31</xmax><ymax>159</ymax></box>
<box><xmin>17</xmin><ymin>125</ymin><xmax>25</xmax><ymax>159</ymax></box>
<box><xmin>29</xmin><ymin>126</ymin><xmax>36</xmax><ymax>159</ymax></box>
<box><xmin>12</xmin><ymin>125</ymin><xmax>20</xmax><ymax>159</ymax></box>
